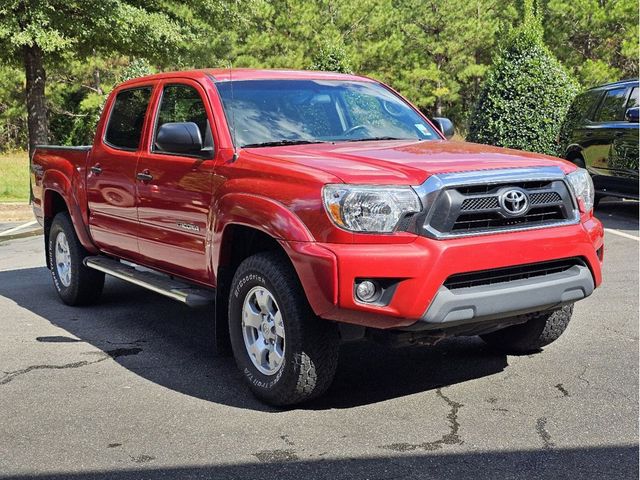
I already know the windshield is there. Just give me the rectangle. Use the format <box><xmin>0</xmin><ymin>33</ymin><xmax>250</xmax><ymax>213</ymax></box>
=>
<box><xmin>214</xmin><ymin>79</ymin><xmax>439</xmax><ymax>148</ymax></box>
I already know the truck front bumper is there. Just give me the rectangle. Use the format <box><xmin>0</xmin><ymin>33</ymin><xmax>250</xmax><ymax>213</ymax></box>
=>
<box><xmin>285</xmin><ymin>216</ymin><xmax>603</xmax><ymax>331</ymax></box>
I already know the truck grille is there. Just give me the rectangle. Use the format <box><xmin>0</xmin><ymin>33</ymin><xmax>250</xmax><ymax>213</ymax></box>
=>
<box><xmin>420</xmin><ymin>178</ymin><xmax>577</xmax><ymax>237</ymax></box>
<box><xmin>443</xmin><ymin>258</ymin><xmax>585</xmax><ymax>290</ymax></box>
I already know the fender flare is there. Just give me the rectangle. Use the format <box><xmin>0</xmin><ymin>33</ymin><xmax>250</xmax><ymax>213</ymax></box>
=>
<box><xmin>212</xmin><ymin>193</ymin><xmax>314</xmax><ymax>272</ymax></box>
<box><xmin>42</xmin><ymin>171</ymin><xmax>98</xmax><ymax>254</ymax></box>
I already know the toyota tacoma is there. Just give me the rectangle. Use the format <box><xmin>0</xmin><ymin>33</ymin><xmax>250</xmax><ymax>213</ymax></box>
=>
<box><xmin>31</xmin><ymin>69</ymin><xmax>604</xmax><ymax>405</ymax></box>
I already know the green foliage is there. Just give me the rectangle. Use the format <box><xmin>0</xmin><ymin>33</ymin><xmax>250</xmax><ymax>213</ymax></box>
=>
<box><xmin>0</xmin><ymin>67</ymin><xmax>27</xmax><ymax>151</ymax></box>
<box><xmin>0</xmin><ymin>0</ymin><xmax>637</xmax><ymax>151</ymax></box>
<box><xmin>311</xmin><ymin>41</ymin><xmax>352</xmax><ymax>73</ymax></box>
<box><xmin>118</xmin><ymin>58</ymin><xmax>154</xmax><ymax>83</ymax></box>
<box><xmin>0</xmin><ymin>150</ymin><xmax>29</xmax><ymax>202</ymax></box>
<box><xmin>544</xmin><ymin>0</ymin><xmax>638</xmax><ymax>87</ymax></box>
<box><xmin>468</xmin><ymin>8</ymin><xmax>579</xmax><ymax>156</ymax></box>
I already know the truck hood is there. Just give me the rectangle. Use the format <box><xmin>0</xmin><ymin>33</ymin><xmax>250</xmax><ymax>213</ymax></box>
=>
<box><xmin>246</xmin><ymin>139</ymin><xmax>574</xmax><ymax>185</ymax></box>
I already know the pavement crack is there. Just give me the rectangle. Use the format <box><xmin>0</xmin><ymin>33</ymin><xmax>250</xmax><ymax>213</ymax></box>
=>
<box><xmin>130</xmin><ymin>454</ymin><xmax>155</xmax><ymax>463</ymax></box>
<box><xmin>577</xmin><ymin>365</ymin><xmax>591</xmax><ymax>386</ymax></box>
<box><xmin>105</xmin><ymin>347</ymin><xmax>143</xmax><ymax>358</ymax></box>
<box><xmin>535</xmin><ymin>417</ymin><xmax>555</xmax><ymax>449</ymax></box>
<box><xmin>379</xmin><ymin>387</ymin><xmax>463</xmax><ymax>452</ymax></box>
<box><xmin>0</xmin><ymin>347</ymin><xmax>142</xmax><ymax>385</ymax></box>
<box><xmin>555</xmin><ymin>383</ymin><xmax>569</xmax><ymax>397</ymax></box>
<box><xmin>280</xmin><ymin>434</ymin><xmax>295</xmax><ymax>446</ymax></box>
<box><xmin>253</xmin><ymin>449</ymin><xmax>298</xmax><ymax>463</ymax></box>
<box><xmin>0</xmin><ymin>357</ymin><xmax>108</xmax><ymax>385</ymax></box>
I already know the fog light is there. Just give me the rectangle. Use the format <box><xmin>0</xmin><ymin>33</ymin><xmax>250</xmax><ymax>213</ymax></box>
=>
<box><xmin>356</xmin><ymin>280</ymin><xmax>379</xmax><ymax>303</ymax></box>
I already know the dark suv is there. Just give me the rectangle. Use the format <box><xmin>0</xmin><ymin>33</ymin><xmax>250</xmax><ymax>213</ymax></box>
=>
<box><xmin>560</xmin><ymin>79</ymin><xmax>639</xmax><ymax>206</ymax></box>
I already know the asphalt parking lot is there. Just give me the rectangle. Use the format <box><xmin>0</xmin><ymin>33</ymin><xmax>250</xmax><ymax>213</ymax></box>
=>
<box><xmin>0</xmin><ymin>200</ymin><xmax>638</xmax><ymax>480</ymax></box>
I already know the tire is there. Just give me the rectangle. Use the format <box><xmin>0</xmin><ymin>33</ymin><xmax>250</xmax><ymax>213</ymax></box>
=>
<box><xmin>570</xmin><ymin>154</ymin><xmax>586</xmax><ymax>169</ymax></box>
<box><xmin>228</xmin><ymin>251</ymin><xmax>339</xmax><ymax>406</ymax></box>
<box><xmin>48</xmin><ymin>212</ymin><xmax>104</xmax><ymax>306</ymax></box>
<box><xmin>480</xmin><ymin>304</ymin><xmax>573</xmax><ymax>354</ymax></box>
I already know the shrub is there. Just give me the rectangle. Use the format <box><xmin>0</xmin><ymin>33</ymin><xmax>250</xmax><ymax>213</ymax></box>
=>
<box><xmin>467</xmin><ymin>3</ymin><xmax>578</xmax><ymax>156</ymax></box>
<box><xmin>310</xmin><ymin>41</ymin><xmax>352</xmax><ymax>74</ymax></box>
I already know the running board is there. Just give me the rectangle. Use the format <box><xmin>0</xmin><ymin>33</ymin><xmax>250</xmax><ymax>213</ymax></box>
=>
<box><xmin>84</xmin><ymin>256</ymin><xmax>215</xmax><ymax>307</ymax></box>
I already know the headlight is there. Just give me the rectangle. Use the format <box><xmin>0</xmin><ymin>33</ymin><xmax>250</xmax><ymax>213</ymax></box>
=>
<box><xmin>566</xmin><ymin>168</ymin><xmax>595</xmax><ymax>212</ymax></box>
<box><xmin>322</xmin><ymin>184</ymin><xmax>422</xmax><ymax>233</ymax></box>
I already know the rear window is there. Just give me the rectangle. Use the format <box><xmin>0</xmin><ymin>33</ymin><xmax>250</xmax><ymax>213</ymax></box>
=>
<box><xmin>105</xmin><ymin>87</ymin><xmax>152</xmax><ymax>150</ymax></box>
<box><xmin>595</xmin><ymin>87</ymin><xmax>628</xmax><ymax>122</ymax></box>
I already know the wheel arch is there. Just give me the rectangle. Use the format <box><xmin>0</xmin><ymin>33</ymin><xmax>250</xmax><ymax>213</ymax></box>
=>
<box><xmin>213</xmin><ymin>222</ymin><xmax>301</xmax><ymax>355</ymax></box>
<box><xmin>564</xmin><ymin>145</ymin><xmax>585</xmax><ymax>166</ymax></box>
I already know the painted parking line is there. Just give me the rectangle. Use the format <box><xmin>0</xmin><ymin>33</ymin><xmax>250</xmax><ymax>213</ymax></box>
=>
<box><xmin>0</xmin><ymin>220</ymin><xmax>38</xmax><ymax>237</ymax></box>
<box><xmin>605</xmin><ymin>228</ymin><xmax>640</xmax><ymax>242</ymax></box>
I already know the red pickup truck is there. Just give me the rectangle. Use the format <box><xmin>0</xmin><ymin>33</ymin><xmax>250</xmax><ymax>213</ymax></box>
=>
<box><xmin>31</xmin><ymin>69</ymin><xmax>603</xmax><ymax>405</ymax></box>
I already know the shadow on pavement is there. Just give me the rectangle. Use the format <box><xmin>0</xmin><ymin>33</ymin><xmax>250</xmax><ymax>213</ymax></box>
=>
<box><xmin>1</xmin><ymin>446</ymin><xmax>637</xmax><ymax>480</ymax></box>
<box><xmin>0</xmin><ymin>266</ymin><xmax>508</xmax><ymax>411</ymax></box>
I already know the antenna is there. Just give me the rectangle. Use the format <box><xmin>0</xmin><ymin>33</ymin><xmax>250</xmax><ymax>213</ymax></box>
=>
<box><xmin>229</xmin><ymin>62</ymin><xmax>239</xmax><ymax>162</ymax></box>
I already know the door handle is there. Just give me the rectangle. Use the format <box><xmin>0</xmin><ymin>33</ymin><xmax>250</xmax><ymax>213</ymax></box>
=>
<box><xmin>136</xmin><ymin>170</ymin><xmax>153</xmax><ymax>182</ymax></box>
<box><xmin>90</xmin><ymin>165</ymin><xmax>102</xmax><ymax>175</ymax></box>
<box><xmin>614</xmin><ymin>131</ymin><xmax>624</xmax><ymax>137</ymax></box>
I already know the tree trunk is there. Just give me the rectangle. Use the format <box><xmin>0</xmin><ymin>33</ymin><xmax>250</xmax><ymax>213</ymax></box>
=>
<box><xmin>23</xmin><ymin>44</ymin><xmax>48</xmax><ymax>157</ymax></box>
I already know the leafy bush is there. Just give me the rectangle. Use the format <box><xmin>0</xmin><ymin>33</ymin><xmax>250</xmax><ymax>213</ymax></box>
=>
<box><xmin>310</xmin><ymin>41</ymin><xmax>352</xmax><ymax>74</ymax></box>
<box><xmin>468</xmin><ymin>6</ymin><xmax>578</xmax><ymax>156</ymax></box>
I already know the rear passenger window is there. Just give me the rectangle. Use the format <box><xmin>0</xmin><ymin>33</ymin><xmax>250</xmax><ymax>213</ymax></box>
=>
<box><xmin>595</xmin><ymin>87</ymin><xmax>628</xmax><ymax>122</ymax></box>
<box><xmin>154</xmin><ymin>84</ymin><xmax>213</xmax><ymax>153</ymax></box>
<box><xmin>104</xmin><ymin>88</ymin><xmax>152</xmax><ymax>150</ymax></box>
<box><xmin>627</xmin><ymin>87</ymin><xmax>639</xmax><ymax>109</ymax></box>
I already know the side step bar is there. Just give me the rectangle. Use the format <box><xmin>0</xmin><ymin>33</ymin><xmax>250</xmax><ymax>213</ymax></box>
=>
<box><xmin>84</xmin><ymin>256</ymin><xmax>215</xmax><ymax>307</ymax></box>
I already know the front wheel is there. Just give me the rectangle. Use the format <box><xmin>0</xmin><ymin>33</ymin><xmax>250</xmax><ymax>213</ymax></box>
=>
<box><xmin>228</xmin><ymin>251</ymin><xmax>339</xmax><ymax>406</ymax></box>
<box><xmin>48</xmin><ymin>212</ymin><xmax>104</xmax><ymax>305</ymax></box>
<box><xmin>480</xmin><ymin>305</ymin><xmax>573</xmax><ymax>354</ymax></box>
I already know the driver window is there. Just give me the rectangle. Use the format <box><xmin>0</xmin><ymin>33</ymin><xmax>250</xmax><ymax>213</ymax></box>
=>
<box><xmin>154</xmin><ymin>84</ymin><xmax>213</xmax><ymax>153</ymax></box>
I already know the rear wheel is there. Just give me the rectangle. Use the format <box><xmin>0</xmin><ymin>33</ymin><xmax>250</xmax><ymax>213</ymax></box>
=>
<box><xmin>48</xmin><ymin>212</ymin><xmax>104</xmax><ymax>305</ymax></box>
<box><xmin>480</xmin><ymin>305</ymin><xmax>573</xmax><ymax>354</ymax></box>
<box><xmin>569</xmin><ymin>154</ymin><xmax>586</xmax><ymax>169</ymax></box>
<box><xmin>228</xmin><ymin>251</ymin><xmax>339</xmax><ymax>406</ymax></box>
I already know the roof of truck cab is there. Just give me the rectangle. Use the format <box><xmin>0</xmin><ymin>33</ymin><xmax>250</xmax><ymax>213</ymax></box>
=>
<box><xmin>117</xmin><ymin>68</ymin><xmax>376</xmax><ymax>88</ymax></box>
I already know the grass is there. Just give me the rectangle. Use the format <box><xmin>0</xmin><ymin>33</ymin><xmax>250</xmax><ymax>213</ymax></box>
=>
<box><xmin>0</xmin><ymin>150</ymin><xmax>30</xmax><ymax>203</ymax></box>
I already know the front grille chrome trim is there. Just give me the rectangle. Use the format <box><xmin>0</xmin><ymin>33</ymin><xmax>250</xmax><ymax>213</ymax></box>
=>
<box><xmin>411</xmin><ymin>167</ymin><xmax>580</xmax><ymax>239</ymax></box>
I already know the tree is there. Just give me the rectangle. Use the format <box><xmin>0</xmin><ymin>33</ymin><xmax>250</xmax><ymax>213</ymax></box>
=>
<box><xmin>332</xmin><ymin>0</ymin><xmax>518</xmax><ymax>131</ymax></box>
<box><xmin>0</xmin><ymin>0</ymin><xmax>231</xmax><ymax>156</ymax></box>
<box><xmin>543</xmin><ymin>0</ymin><xmax>639</xmax><ymax>87</ymax></box>
<box><xmin>467</xmin><ymin>0</ymin><xmax>579</xmax><ymax>155</ymax></box>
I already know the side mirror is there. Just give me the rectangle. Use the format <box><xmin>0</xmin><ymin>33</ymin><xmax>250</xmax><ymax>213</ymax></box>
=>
<box><xmin>625</xmin><ymin>107</ymin><xmax>639</xmax><ymax>123</ymax></box>
<box><xmin>432</xmin><ymin>117</ymin><xmax>455</xmax><ymax>139</ymax></box>
<box><xmin>156</xmin><ymin>122</ymin><xmax>203</xmax><ymax>154</ymax></box>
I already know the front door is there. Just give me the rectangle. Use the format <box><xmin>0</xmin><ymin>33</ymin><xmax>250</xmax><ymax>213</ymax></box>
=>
<box><xmin>87</xmin><ymin>86</ymin><xmax>153</xmax><ymax>259</ymax></box>
<box><xmin>135</xmin><ymin>80</ymin><xmax>216</xmax><ymax>284</ymax></box>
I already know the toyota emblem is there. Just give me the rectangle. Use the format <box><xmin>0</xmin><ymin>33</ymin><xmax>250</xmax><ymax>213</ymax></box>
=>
<box><xmin>499</xmin><ymin>188</ymin><xmax>529</xmax><ymax>217</ymax></box>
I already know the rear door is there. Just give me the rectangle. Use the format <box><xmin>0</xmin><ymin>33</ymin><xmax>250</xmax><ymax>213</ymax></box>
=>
<box><xmin>135</xmin><ymin>79</ymin><xmax>216</xmax><ymax>284</ymax></box>
<box><xmin>585</xmin><ymin>86</ymin><xmax>630</xmax><ymax>171</ymax></box>
<box><xmin>582</xmin><ymin>85</ymin><xmax>631</xmax><ymax>192</ymax></box>
<box><xmin>610</xmin><ymin>86</ymin><xmax>639</xmax><ymax>196</ymax></box>
<box><xmin>87</xmin><ymin>86</ymin><xmax>154</xmax><ymax>258</ymax></box>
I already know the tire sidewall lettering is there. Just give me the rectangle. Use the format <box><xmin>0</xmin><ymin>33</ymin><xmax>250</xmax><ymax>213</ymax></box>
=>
<box><xmin>232</xmin><ymin>271</ymin><xmax>286</xmax><ymax>391</ymax></box>
<box><xmin>233</xmin><ymin>273</ymin><xmax>267</xmax><ymax>299</ymax></box>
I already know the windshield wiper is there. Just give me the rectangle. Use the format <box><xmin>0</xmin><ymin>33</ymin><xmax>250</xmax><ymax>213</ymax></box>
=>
<box><xmin>342</xmin><ymin>136</ymin><xmax>418</xmax><ymax>142</ymax></box>
<box><xmin>242</xmin><ymin>140</ymin><xmax>327</xmax><ymax>148</ymax></box>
